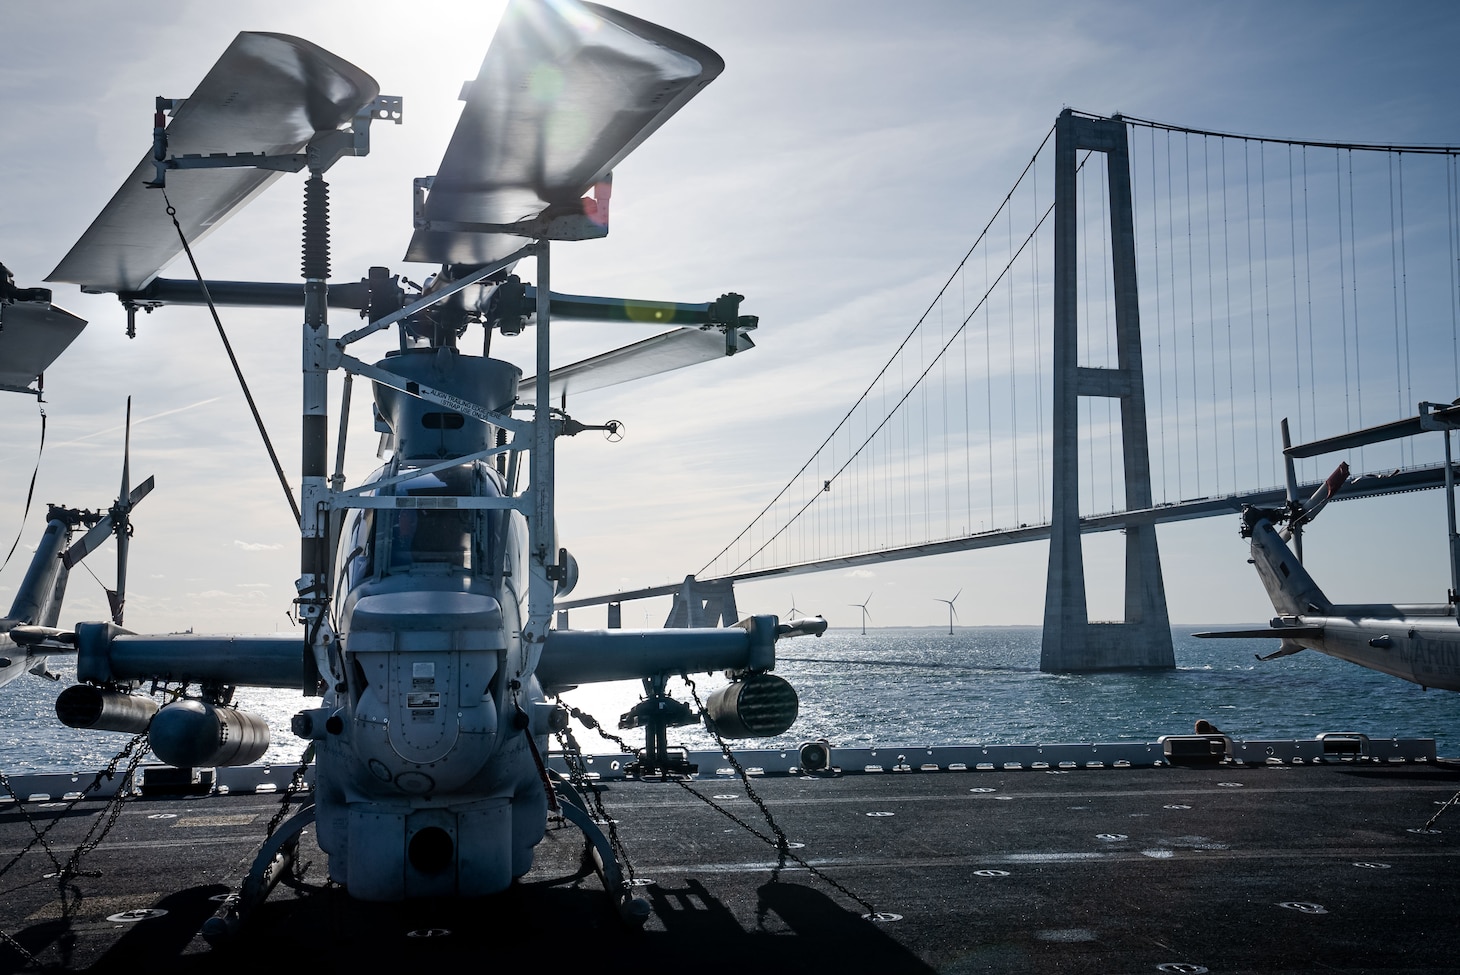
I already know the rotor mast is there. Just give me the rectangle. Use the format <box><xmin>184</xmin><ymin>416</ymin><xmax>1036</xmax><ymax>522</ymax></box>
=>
<box><xmin>526</xmin><ymin>241</ymin><xmax>555</xmax><ymax>659</ymax></box>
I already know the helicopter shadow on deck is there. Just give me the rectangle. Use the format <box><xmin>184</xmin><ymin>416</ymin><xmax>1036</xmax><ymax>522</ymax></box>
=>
<box><xmin>63</xmin><ymin>872</ymin><xmax>933</xmax><ymax>975</ymax></box>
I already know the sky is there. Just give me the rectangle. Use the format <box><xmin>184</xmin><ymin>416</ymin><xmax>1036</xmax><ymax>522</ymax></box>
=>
<box><xmin>2</xmin><ymin>0</ymin><xmax>1459</xmax><ymax>636</ymax></box>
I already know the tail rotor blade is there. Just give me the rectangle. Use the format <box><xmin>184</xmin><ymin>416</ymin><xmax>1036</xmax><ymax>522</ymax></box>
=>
<box><xmin>115</xmin><ymin>398</ymin><xmax>131</xmax><ymax>624</ymax></box>
<box><xmin>128</xmin><ymin>476</ymin><xmax>155</xmax><ymax>507</ymax></box>
<box><xmin>113</xmin><ymin>524</ymin><xmax>128</xmax><ymax>626</ymax></box>
<box><xmin>61</xmin><ymin>402</ymin><xmax>155</xmax><ymax>624</ymax></box>
<box><xmin>1281</xmin><ymin>418</ymin><xmax>1299</xmax><ymax>504</ymax></box>
<box><xmin>120</xmin><ymin>398</ymin><xmax>131</xmax><ymax>513</ymax></box>
<box><xmin>63</xmin><ymin>515</ymin><xmax>115</xmax><ymax>568</ymax></box>
<box><xmin>1280</xmin><ymin>418</ymin><xmax>1304</xmax><ymax>561</ymax></box>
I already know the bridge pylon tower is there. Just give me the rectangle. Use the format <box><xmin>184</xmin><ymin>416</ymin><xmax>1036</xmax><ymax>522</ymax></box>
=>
<box><xmin>1041</xmin><ymin>110</ymin><xmax>1175</xmax><ymax>672</ymax></box>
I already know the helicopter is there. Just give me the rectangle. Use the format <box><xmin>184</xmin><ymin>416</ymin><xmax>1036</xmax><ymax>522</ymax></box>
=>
<box><xmin>0</xmin><ymin>267</ymin><xmax>139</xmax><ymax>688</ymax></box>
<box><xmin>1197</xmin><ymin>405</ymin><xmax>1460</xmax><ymax>692</ymax></box>
<box><xmin>3</xmin><ymin>0</ymin><xmax>825</xmax><ymax>931</ymax></box>
<box><xmin>0</xmin><ymin>401</ymin><xmax>154</xmax><ymax>691</ymax></box>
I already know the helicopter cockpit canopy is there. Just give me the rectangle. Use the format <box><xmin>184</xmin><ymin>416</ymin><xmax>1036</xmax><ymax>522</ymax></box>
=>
<box><xmin>337</xmin><ymin>462</ymin><xmax>512</xmax><ymax>601</ymax></box>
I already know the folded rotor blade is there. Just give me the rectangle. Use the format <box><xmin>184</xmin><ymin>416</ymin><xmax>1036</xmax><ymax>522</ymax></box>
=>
<box><xmin>49</xmin><ymin>32</ymin><xmax>379</xmax><ymax>293</ymax></box>
<box><xmin>405</xmin><ymin>0</ymin><xmax>724</xmax><ymax>265</ymax></box>
<box><xmin>518</xmin><ymin>326</ymin><xmax>753</xmax><ymax>405</ymax></box>
<box><xmin>0</xmin><ymin>301</ymin><xmax>87</xmax><ymax>394</ymax></box>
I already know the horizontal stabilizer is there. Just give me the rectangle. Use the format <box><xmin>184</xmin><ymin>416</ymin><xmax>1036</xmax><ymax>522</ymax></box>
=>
<box><xmin>1192</xmin><ymin>626</ymin><xmax>1325</xmax><ymax>640</ymax></box>
<box><xmin>49</xmin><ymin>33</ymin><xmax>378</xmax><ymax>293</ymax></box>
<box><xmin>0</xmin><ymin>300</ymin><xmax>87</xmax><ymax>393</ymax></box>
<box><xmin>8</xmin><ymin>625</ymin><xmax>78</xmax><ymax>652</ymax></box>
<box><xmin>519</xmin><ymin>327</ymin><xmax>754</xmax><ymax>404</ymax></box>
<box><xmin>405</xmin><ymin>0</ymin><xmax>724</xmax><ymax>265</ymax></box>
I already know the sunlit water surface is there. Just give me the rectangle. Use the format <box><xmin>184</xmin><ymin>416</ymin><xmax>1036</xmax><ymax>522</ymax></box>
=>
<box><xmin>3</xmin><ymin>626</ymin><xmax>1455</xmax><ymax>773</ymax></box>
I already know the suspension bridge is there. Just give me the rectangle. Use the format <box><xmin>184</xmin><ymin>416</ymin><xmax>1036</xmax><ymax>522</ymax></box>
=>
<box><xmin>560</xmin><ymin>109</ymin><xmax>1460</xmax><ymax>671</ymax></box>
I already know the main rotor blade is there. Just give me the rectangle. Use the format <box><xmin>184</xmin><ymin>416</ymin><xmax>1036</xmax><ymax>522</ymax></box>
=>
<box><xmin>405</xmin><ymin>0</ymin><xmax>724</xmax><ymax>265</ymax></box>
<box><xmin>518</xmin><ymin>326</ymin><xmax>753</xmax><ymax>404</ymax></box>
<box><xmin>0</xmin><ymin>301</ymin><xmax>87</xmax><ymax>394</ymax></box>
<box><xmin>49</xmin><ymin>33</ymin><xmax>379</xmax><ymax>293</ymax></box>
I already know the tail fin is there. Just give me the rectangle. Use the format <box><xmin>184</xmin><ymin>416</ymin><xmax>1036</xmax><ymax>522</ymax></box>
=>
<box><xmin>3</xmin><ymin>515</ymin><xmax>73</xmax><ymax>628</ymax></box>
<box><xmin>1249</xmin><ymin>517</ymin><xmax>1333</xmax><ymax>616</ymax></box>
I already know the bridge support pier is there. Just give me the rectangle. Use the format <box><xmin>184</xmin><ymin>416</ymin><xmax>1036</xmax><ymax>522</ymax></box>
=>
<box><xmin>664</xmin><ymin>575</ymin><xmax>739</xmax><ymax>628</ymax></box>
<box><xmin>1042</xmin><ymin>111</ymin><xmax>1174</xmax><ymax>672</ymax></box>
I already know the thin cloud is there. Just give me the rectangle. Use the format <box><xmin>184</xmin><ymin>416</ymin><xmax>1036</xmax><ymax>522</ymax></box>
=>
<box><xmin>50</xmin><ymin>397</ymin><xmax>224</xmax><ymax>448</ymax></box>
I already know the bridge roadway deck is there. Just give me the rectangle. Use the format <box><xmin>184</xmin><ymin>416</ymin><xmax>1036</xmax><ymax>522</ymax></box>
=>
<box><xmin>560</xmin><ymin>463</ymin><xmax>1450</xmax><ymax>609</ymax></box>
<box><xmin>2</xmin><ymin>753</ymin><xmax>1458</xmax><ymax>974</ymax></box>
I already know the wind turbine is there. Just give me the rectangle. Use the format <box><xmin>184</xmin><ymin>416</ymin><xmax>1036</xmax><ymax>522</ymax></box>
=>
<box><xmin>787</xmin><ymin>592</ymin><xmax>801</xmax><ymax>619</ymax></box>
<box><xmin>934</xmin><ymin>588</ymin><xmax>962</xmax><ymax>635</ymax></box>
<box><xmin>849</xmin><ymin>593</ymin><xmax>872</xmax><ymax>635</ymax></box>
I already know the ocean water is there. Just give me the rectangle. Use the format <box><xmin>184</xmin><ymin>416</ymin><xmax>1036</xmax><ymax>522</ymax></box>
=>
<box><xmin>3</xmin><ymin>625</ymin><xmax>1457</xmax><ymax>774</ymax></box>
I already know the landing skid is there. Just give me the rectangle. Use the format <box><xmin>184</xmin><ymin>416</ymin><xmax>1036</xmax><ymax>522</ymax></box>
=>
<box><xmin>201</xmin><ymin>799</ymin><xmax>316</xmax><ymax>945</ymax></box>
<box><xmin>550</xmin><ymin>772</ymin><xmax>651</xmax><ymax>926</ymax></box>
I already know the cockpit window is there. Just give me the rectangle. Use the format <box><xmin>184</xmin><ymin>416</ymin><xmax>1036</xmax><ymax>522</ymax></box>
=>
<box><xmin>348</xmin><ymin>512</ymin><xmax>373</xmax><ymax>586</ymax></box>
<box><xmin>377</xmin><ymin>464</ymin><xmax>505</xmax><ymax>576</ymax></box>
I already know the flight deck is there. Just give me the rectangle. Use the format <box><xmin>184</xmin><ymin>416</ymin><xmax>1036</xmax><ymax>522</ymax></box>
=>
<box><xmin>3</xmin><ymin>742</ymin><xmax>1457</xmax><ymax>974</ymax></box>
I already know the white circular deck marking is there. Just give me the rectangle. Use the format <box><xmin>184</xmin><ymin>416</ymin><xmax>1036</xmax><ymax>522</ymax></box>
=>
<box><xmin>1277</xmin><ymin>901</ymin><xmax>1328</xmax><ymax>914</ymax></box>
<box><xmin>1408</xmin><ymin>827</ymin><xmax>1442</xmax><ymax>835</ymax></box>
<box><xmin>107</xmin><ymin>909</ymin><xmax>167</xmax><ymax>922</ymax></box>
<box><xmin>713</xmin><ymin>795</ymin><xmax>737</xmax><ymax>800</ymax></box>
<box><xmin>1142</xmin><ymin>849</ymin><xmax>1174</xmax><ymax>858</ymax></box>
<box><xmin>1095</xmin><ymin>833</ymin><xmax>1128</xmax><ymax>841</ymax></box>
<box><xmin>1217</xmin><ymin>782</ymin><xmax>1244</xmax><ymax>788</ymax></box>
<box><xmin>147</xmin><ymin>813</ymin><xmax>177</xmax><ymax>819</ymax></box>
<box><xmin>866</xmin><ymin>811</ymin><xmax>895</xmax><ymax>817</ymax></box>
<box><xmin>970</xmin><ymin>787</ymin><xmax>996</xmax><ymax>793</ymax></box>
<box><xmin>994</xmin><ymin>796</ymin><xmax>1015</xmax><ymax>801</ymax></box>
<box><xmin>1157</xmin><ymin>965</ymin><xmax>1209</xmax><ymax>974</ymax></box>
<box><xmin>786</xmin><ymin>841</ymin><xmax>806</xmax><ymax>849</ymax></box>
<box><xmin>625</xmin><ymin>878</ymin><xmax>655</xmax><ymax>888</ymax></box>
<box><xmin>863</xmin><ymin>912</ymin><xmax>902</xmax><ymax>922</ymax></box>
<box><xmin>973</xmin><ymin>869</ymin><xmax>1010</xmax><ymax>877</ymax></box>
<box><xmin>1163</xmin><ymin>804</ymin><xmax>1192</xmax><ymax>810</ymax></box>
<box><xmin>406</xmin><ymin>928</ymin><xmax>451</xmax><ymax>938</ymax></box>
<box><xmin>1353</xmin><ymin>862</ymin><xmax>1391</xmax><ymax>869</ymax></box>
